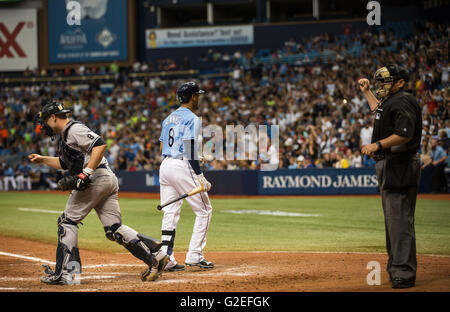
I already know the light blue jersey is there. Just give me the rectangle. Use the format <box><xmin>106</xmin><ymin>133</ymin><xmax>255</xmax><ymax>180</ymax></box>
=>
<box><xmin>160</xmin><ymin>107</ymin><xmax>200</xmax><ymax>159</ymax></box>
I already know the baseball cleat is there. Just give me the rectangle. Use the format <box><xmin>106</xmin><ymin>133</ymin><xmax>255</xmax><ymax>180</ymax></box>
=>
<box><xmin>185</xmin><ymin>259</ymin><xmax>214</xmax><ymax>269</ymax></box>
<box><xmin>165</xmin><ymin>263</ymin><xmax>186</xmax><ymax>272</ymax></box>
<box><xmin>142</xmin><ymin>254</ymin><xmax>169</xmax><ymax>282</ymax></box>
<box><xmin>40</xmin><ymin>272</ymin><xmax>73</xmax><ymax>285</ymax></box>
<box><xmin>42</xmin><ymin>264</ymin><xmax>55</xmax><ymax>276</ymax></box>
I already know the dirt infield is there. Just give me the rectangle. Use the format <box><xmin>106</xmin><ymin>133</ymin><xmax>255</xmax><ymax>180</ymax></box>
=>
<box><xmin>0</xmin><ymin>236</ymin><xmax>449</xmax><ymax>292</ymax></box>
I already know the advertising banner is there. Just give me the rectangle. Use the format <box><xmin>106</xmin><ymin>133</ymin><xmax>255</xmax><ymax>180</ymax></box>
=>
<box><xmin>0</xmin><ymin>9</ymin><xmax>38</xmax><ymax>71</ymax></box>
<box><xmin>114</xmin><ymin>168</ymin><xmax>432</xmax><ymax>195</ymax></box>
<box><xmin>47</xmin><ymin>0</ymin><xmax>128</xmax><ymax>64</ymax></box>
<box><xmin>145</xmin><ymin>25</ymin><xmax>254</xmax><ymax>49</ymax></box>
<box><xmin>258</xmin><ymin>169</ymin><xmax>379</xmax><ymax>195</ymax></box>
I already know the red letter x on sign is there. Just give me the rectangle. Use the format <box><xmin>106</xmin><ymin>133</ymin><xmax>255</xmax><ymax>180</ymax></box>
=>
<box><xmin>0</xmin><ymin>22</ymin><xmax>27</xmax><ymax>58</ymax></box>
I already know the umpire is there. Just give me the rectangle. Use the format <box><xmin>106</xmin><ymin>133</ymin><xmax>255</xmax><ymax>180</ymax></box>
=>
<box><xmin>359</xmin><ymin>64</ymin><xmax>422</xmax><ymax>289</ymax></box>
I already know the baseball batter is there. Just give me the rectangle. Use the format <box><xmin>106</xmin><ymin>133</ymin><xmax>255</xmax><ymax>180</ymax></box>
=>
<box><xmin>29</xmin><ymin>101</ymin><xmax>168</xmax><ymax>285</ymax></box>
<box><xmin>159</xmin><ymin>81</ymin><xmax>214</xmax><ymax>271</ymax></box>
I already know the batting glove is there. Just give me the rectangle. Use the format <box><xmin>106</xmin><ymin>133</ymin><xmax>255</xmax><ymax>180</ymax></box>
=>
<box><xmin>76</xmin><ymin>168</ymin><xmax>93</xmax><ymax>191</ymax></box>
<box><xmin>197</xmin><ymin>173</ymin><xmax>211</xmax><ymax>192</ymax></box>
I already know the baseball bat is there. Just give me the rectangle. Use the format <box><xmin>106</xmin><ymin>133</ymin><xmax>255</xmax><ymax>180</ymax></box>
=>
<box><xmin>157</xmin><ymin>183</ymin><xmax>204</xmax><ymax>211</ymax></box>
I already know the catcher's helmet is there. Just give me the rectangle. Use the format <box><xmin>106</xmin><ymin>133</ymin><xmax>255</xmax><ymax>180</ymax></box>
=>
<box><xmin>373</xmin><ymin>64</ymin><xmax>409</xmax><ymax>99</ymax></box>
<box><xmin>36</xmin><ymin>101</ymin><xmax>71</xmax><ymax>138</ymax></box>
<box><xmin>176</xmin><ymin>81</ymin><xmax>205</xmax><ymax>104</ymax></box>
<box><xmin>38</xmin><ymin>101</ymin><xmax>71</xmax><ymax>121</ymax></box>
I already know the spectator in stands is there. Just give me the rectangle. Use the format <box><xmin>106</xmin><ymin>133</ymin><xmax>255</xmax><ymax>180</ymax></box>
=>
<box><xmin>321</xmin><ymin>153</ymin><xmax>334</xmax><ymax>168</ymax></box>
<box><xmin>422</xmin><ymin>138</ymin><xmax>448</xmax><ymax>193</ymax></box>
<box><xmin>287</xmin><ymin>156</ymin><xmax>298</xmax><ymax>169</ymax></box>
<box><xmin>360</xmin><ymin>120</ymin><xmax>373</xmax><ymax>148</ymax></box>
<box><xmin>350</xmin><ymin>149</ymin><xmax>363</xmax><ymax>168</ymax></box>
<box><xmin>0</xmin><ymin>19</ymin><xmax>448</xmax><ymax>191</ymax></box>
<box><xmin>296</xmin><ymin>155</ymin><xmax>305</xmax><ymax>169</ymax></box>
<box><xmin>335</xmin><ymin>152</ymin><xmax>349</xmax><ymax>169</ymax></box>
<box><xmin>303</xmin><ymin>156</ymin><xmax>314</xmax><ymax>169</ymax></box>
<box><xmin>363</xmin><ymin>154</ymin><xmax>376</xmax><ymax>168</ymax></box>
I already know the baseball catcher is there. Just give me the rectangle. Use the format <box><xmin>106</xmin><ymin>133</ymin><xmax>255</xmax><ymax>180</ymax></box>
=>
<box><xmin>29</xmin><ymin>101</ymin><xmax>169</xmax><ymax>285</ymax></box>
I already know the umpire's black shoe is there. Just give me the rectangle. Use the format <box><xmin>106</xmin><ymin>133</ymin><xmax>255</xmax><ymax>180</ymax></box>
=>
<box><xmin>391</xmin><ymin>277</ymin><xmax>415</xmax><ymax>289</ymax></box>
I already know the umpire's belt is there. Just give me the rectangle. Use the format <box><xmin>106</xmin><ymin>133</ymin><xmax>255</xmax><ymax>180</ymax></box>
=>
<box><xmin>373</xmin><ymin>150</ymin><xmax>417</xmax><ymax>162</ymax></box>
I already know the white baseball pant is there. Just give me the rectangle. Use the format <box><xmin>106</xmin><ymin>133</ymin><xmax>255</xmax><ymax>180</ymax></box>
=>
<box><xmin>159</xmin><ymin>157</ymin><xmax>213</xmax><ymax>266</ymax></box>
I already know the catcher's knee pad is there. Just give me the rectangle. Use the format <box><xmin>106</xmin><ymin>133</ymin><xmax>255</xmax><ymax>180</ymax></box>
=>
<box><xmin>161</xmin><ymin>229</ymin><xmax>176</xmax><ymax>255</ymax></box>
<box><xmin>105</xmin><ymin>224</ymin><xmax>138</xmax><ymax>246</ymax></box>
<box><xmin>104</xmin><ymin>223</ymin><xmax>122</xmax><ymax>242</ymax></box>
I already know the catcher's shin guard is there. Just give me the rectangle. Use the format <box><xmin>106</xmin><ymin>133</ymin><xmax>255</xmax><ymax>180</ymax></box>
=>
<box><xmin>52</xmin><ymin>243</ymin><xmax>82</xmax><ymax>278</ymax></box>
<box><xmin>106</xmin><ymin>224</ymin><xmax>157</xmax><ymax>267</ymax></box>
<box><xmin>124</xmin><ymin>239</ymin><xmax>157</xmax><ymax>267</ymax></box>
<box><xmin>137</xmin><ymin>233</ymin><xmax>162</xmax><ymax>253</ymax></box>
<box><xmin>49</xmin><ymin>213</ymin><xmax>81</xmax><ymax>279</ymax></box>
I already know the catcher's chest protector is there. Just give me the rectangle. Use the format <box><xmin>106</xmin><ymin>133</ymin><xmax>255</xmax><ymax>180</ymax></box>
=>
<box><xmin>59</xmin><ymin>121</ymin><xmax>85</xmax><ymax>176</ymax></box>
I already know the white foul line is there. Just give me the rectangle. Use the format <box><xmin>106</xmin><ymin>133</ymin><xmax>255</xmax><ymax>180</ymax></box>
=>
<box><xmin>0</xmin><ymin>251</ymin><xmax>55</xmax><ymax>265</ymax></box>
<box><xmin>84</xmin><ymin>264</ymin><xmax>144</xmax><ymax>268</ymax></box>
<box><xmin>18</xmin><ymin>208</ymin><xmax>62</xmax><ymax>214</ymax></box>
<box><xmin>222</xmin><ymin>209</ymin><xmax>322</xmax><ymax>217</ymax></box>
<box><xmin>0</xmin><ymin>251</ymin><xmax>144</xmax><ymax>268</ymax></box>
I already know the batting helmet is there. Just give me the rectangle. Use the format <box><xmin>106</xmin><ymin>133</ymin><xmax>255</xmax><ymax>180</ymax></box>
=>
<box><xmin>176</xmin><ymin>81</ymin><xmax>205</xmax><ymax>104</ymax></box>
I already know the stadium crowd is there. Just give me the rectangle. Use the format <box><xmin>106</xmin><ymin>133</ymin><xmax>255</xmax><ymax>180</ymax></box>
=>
<box><xmin>0</xmin><ymin>20</ymin><xmax>448</xmax><ymax>192</ymax></box>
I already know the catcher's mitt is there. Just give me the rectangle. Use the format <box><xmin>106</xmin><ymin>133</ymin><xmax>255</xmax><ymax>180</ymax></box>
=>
<box><xmin>58</xmin><ymin>174</ymin><xmax>91</xmax><ymax>191</ymax></box>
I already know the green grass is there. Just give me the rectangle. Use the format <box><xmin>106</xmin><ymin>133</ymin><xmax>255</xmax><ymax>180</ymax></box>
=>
<box><xmin>0</xmin><ymin>193</ymin><xmax>449</xmax><ymax>255</ymax></box>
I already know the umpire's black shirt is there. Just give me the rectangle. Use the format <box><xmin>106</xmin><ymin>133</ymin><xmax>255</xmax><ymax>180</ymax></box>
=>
<box><xmin>372</xmin><ymin>90</ymin><xmax>422</xmax><ymax>153</ymax></box>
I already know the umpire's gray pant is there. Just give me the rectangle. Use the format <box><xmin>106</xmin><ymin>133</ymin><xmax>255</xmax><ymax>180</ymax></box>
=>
<box><xmin>375</xmin><ymin>154</ymin><xmax>421</xmax><ymax>281</ymax></box>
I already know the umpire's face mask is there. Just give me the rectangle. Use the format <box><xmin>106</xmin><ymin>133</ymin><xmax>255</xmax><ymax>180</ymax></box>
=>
<box><xmin>373</xmin><ymin>67</ymin><xmax>394</xmax><ymax>100</ymax></box>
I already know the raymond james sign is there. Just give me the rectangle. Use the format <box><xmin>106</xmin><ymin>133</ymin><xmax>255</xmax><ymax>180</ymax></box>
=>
<box><xmin>258</xmin><ymin>169</ymin><xmax>378</xmax><ymax>195</ymax></box>
<box><xmin>146</xmin><ymin>25</ymin><xmax>254</xmax><ymax>49</ymax></box>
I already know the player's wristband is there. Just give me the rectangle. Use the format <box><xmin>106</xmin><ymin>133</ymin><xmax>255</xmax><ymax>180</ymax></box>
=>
<box><xmin>83</xmin><ymin>167</ymin><xmax>94</xmax><ymax>176</ymax></box>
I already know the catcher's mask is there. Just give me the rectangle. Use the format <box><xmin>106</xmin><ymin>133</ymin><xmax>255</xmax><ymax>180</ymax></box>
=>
<box><xmin>35</xmin><ymin>101</ymin><xmax>71</xmax><ymax>139</ymax></box>
<box><xmin>373</xmin><ymin>64</ymin><xmax>409</xmax><ymax>100</ymax></box>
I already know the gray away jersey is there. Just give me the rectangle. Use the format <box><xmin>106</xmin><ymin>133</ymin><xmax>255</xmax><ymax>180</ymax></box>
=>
<box><xmin>62</xmin><ymin>122</ymin><xmax>108</xmax><ymax>169</ymax></box>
